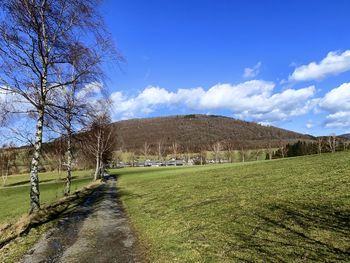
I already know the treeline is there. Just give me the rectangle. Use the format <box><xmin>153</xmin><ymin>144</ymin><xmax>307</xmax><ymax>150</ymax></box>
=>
<box><xmin>272</xmin><ymin>136</ymin><xmax>348</xmax><ymax>159</ymax></box>
<box><xmin>111</xmin><ymin>147</ymin><xmax>267</xmax><ymax>166</ymax></box>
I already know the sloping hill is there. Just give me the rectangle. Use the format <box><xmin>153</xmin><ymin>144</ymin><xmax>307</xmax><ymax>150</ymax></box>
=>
<box><xmin>111</xmin><ymin>114</ymin><xmax>313</xmax><ymax>152</ymax></box>
<box><xmin>339</xmin><ymin>133</ymin><xmax>350</xmax><ymax>139</ymax></box>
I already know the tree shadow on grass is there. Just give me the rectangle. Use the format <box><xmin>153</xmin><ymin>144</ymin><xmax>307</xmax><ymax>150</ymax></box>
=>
<box><xmin>109</xmin><ymin>172</ymin><xmax>146</xmax><ymax>201</ymax></box>
<box><xmin>4</xmin><ymin>178</ymin><xmax>56</xmax><ymax>187</ymax></box>
<box><xmin>227</xmin><ymin>202</ymin><xmax>350</xmax><ymax>262</ymax></box>
<box><xmin>0</xmin><ymin>182</ymin><xmax>105</xmax><ymax>248</ymax></box>
<box><xmin>3</xmin><ymin>175</ymin><xmax>91</xmax><ymax>188</ymax></box>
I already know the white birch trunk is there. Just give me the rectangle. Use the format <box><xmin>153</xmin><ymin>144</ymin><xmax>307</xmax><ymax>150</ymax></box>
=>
<box><xmin>29</xmin><ymin>107</ymin><xmax>44</xmax><ymax>213</ymax></box>
<box><xmin>64</xmin><ymin>129</ymin><xmax>73</xmax><ymax>195</ymax></box>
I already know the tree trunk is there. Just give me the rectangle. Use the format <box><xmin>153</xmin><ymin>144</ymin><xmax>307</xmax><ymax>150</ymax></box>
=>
<box><xmin>100</xmin><ymin>161</ymin><xmax>104</xmax><ymax>178</ymax></box>
<box><xmin>94</xmin><ymin>154</ymin><xmax>100</xmax><ymax>180</ymax></box>
<box><xmin>64</xmin><ymin>131</ymin><xmax>72</xmax><ymax>195</ymax></box>
<box><xmin>29</xmin><ymin>107</ymin><xmax>44</xmax><ymax>213</ymax></box>
<box><xmin>93</xmin><ymin>131</ymin><xmax>102</xmax><ymax>181</ymax></box>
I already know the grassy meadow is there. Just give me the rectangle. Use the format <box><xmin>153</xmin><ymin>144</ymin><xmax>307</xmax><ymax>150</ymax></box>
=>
<box><xmin>0</xmin><ymin>170</ymin><xmax>93</xmax><ymax>225</ymax></box>
<box><xmin>112</xmin><ymin>152</ymin><xmax>350</xmax><ymax>262</ymax></box>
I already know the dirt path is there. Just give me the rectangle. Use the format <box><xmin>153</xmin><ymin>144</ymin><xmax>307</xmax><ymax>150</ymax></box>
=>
<box><xmin>20</xmin><ymin>176</ymin><xmax>141</xmax><ymax>263</ymax></box>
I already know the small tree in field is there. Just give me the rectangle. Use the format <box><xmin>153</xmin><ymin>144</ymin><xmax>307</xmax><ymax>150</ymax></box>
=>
<box><xmin>47</xmin><ymin>80</ymin><xmax>105</xmax><ymax>194</ymax></box>
<box><xmin>239</xmin><ymin>147</ymin><xmax>245</xmax><ymax>162</ymax></box>
<box><xmin>223</xmin><ymin>140</ymin><xmax>235</xmax><ymax>163</ymax></box>
<box><xmin>142</xmin><ymin>142</ymin><xmax>150</xmax><ymax>161</ymax></box>
<box><xmin>0</xmin><ymin>143</ymin><xmax>17</xmax><ymax>186</ymax></box>
<box><xmin>212</xmin><ymin>142</ymin><xmax>222</xmax><ymax>163</ymax></box>
<box><xmin>317</xmin><ymin>138</ymin><xmax>323</xmax><ymax>155</ymax></box>
<box><xmin>83</xmin><ymin>109</ymin><xmax>116</xmax><ymax>181</ymax></box>
<box><xmin>171</xmin><ymin>141</ymin><xmax>179</xmax><ymax>159</ymax></box>
<box><xmin>266</xmin><ymin>143</ymin><xmax>273</xmax><ymax>160</ymax></box>
<box><xmin>327</xmin><ymin>135</ymin><xmax>337</xmax><ymax>153</ymax></box>
<box><xmin>157</xmin><ymin>139</ymin><xmax>165</xmax><ymax>161</ymax></box>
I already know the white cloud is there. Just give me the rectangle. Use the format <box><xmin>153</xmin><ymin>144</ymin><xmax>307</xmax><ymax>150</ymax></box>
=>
<box><xmin>306</xmin><ymin>121</ymin><xmax>313</xmax><ymax>129</ymax></box>
<box><xmin>319</xmin><ymin>82</ymin><xmax>350</xmax><ymax>128</ymax></box>
<box><xmin>319</xmin><ymin>82</ymin><xmax>350</xmax><ymax>112</ymax></box>
<box><xmin>324</xmin><ymin>112</ymin><xmax>350</xmax><ymax>128</ymax></box>
<box><xmin>289</xmin><ymin>50</ymin><xmax>350</xmax><ymax>82</ymax></box>
<box><xmin>243</xmin><ymin>62</ymin><xmax>262</xmax><ymax>78</ymax></box>
<box><xmin>76</xmin><ymin>81</ymin><xmax>103</xmax><ymax>100</ymax></box>
<box><xmin>110</xmin><ymin>80</ymin><xmax>316</xmax><ymax>123</ymax></box>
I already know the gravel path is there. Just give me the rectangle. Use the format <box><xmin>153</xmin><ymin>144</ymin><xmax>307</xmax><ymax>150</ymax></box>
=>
<box><xmin>20</xmin><ymin>176</ymin><xmax>141</xmax><ymax>263</ymax></box>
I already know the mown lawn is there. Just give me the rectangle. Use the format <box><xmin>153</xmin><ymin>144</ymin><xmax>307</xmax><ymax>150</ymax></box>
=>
<box><xmin>0</xmin><ymin>170</ymin><xmax>93</xmax><ymax>188</ymax></box>
<box><xmin>111</xmin><ymin>152</ymin><xmax>350</xmax><ymax>262</ymax></box>
<box><xmin>0</xmin><ymin>171</ymin><xmax>93</xmax><ymax>225</ymax></box>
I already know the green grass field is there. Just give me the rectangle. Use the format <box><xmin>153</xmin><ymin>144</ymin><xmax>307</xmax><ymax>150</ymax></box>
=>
<box><xmin>0</xmin><ymin>170</ymin><xmax>93</xmax><ymax>225</ymax></box>
<box><xmin>111</xmin><ymin>152</ymin><xmax>350</xmax><ymax>262</ymax></box>
<box><xmin>0</xmin><ymin>170</ymin><xmax>93</xmax><ymax>188</ymax></box>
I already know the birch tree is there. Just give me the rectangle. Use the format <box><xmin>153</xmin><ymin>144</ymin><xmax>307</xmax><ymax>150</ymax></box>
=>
<box><xmin>223</xmin><ymin>140</ymin><xmax>235</xmax><ymax>163</ymax></box>
<box><xmin>266</xmin><ymin>143</ymin><xmax>273</xmax><ymax>160</ymax></box>
<box><xmin>142</xmin><ymin>142</ymin><xmax>150</xmax><ymax>161</ymax></box>
<box><xmin>317</xmin><ymin>137</ymin><xmax>322</xmax><ymax>155</ymax></box>
<box><xmin>278</xmin><ymin>140</ymin><xmax>287</xmax><ymax>158</ymax></box>
<box><xmin>0</xmin><ymin>0</ymin><xmax>113</xmax><ymax>212</ymax></box>
<box><xmin>172</xmin><ymin>141</ymin><xmax>179</xmax><ymax>159</ymax></box>
<box><xmin>212</xmin><ymin>142</ymin><xmax>222</xmax><ymax>163</ymax></box>
<box><xmin>240</xmin><ymin>147</ymin><xmax>245</xmax><ymax>162</ymax></box>
<box><xmin>0</xmin><ymin>143</ymin><xmax>17</xmax><ymax>186</ymax></box>
<box><xmin>46</xmin><ymin>79</ymin><xmax>103</xmax><ymax>194</ymax></box>
<box><xmin>156</xmin><ymin>139</ymin><xmax>165</xmax><ymax>161</ymax></box>
<box><xmin>83</xmin><ymin>110</ymin><xmax>115</xmax><ymax>181</ymax></box>
<box><xmin>327</xmin><ymin>135</ymin><xmax>337</xmax><ymax>153</ymax></box>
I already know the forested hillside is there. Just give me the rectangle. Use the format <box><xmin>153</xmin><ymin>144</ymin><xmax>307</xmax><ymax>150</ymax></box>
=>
<box><xmin>111</xmin><ymin>114</ymin><xmax>314</xmax><ymax>152</ymax></box>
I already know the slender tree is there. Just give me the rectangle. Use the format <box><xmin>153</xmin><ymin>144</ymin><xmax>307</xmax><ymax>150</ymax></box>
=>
<box><xmin>327</xmin><ymin>135</ymin><xmax>337</xmax><ymax>153</ymax></box>
<box><xmin>278</xmin><ymin>140</ymin><xmax>287</xmax><ymax>158</ymax></box>
<box><xmin>46</xmin><ymin>81</ymin><xmax>102</xmax><ymax>194</ymax></box>
<box><xmin>266</xmin><ymin>143</ymin><xmax>273</xmax><ymax>160</ymax></box>
<box><xmin>223</xmin><ymin>140</ymin><xmax>235</xmax><ymax>163</ymax></box>
<box><xmin>0</xmin><ymin>143</ymin><xmax>17</xmax><ymax>186</ymax></box>
<box><xmin>142</xmin><ymin>142</ymin><xmax>150</xmax><ymax>161</ymax></box>
<box><xmin>240</xmin><ymin>147</ymin><xmax>245</xmax><ymax>162</ymax></box>
<box><xmin>317</xmin><ymin>137</ymin><xmax>323</xmax><ymax>155</ymax></box>
<box><xmin>172</xmin><ymin>141</ymin><xmax>179</xmax><ymax>159</ymax></box>
<box><xmin>156</xmin><ymin>139</ymin><xmax>165</xmax><ymax>161</ymax></box>
<box><xmin>212</xmin><ymin>142</ymin><xmax>222</xmax><ymax>163</ymax></box>
<box><xmin>254</xmin><ymin>146</ymin><xmax>262</xmax><ymax>161</ymax></box>
<box><xmin>0</xmin><ymin>0</ymin><xmax>114</xmax><ymax>212</ymax></box>
<box><xmin>83</xmin><ymin>109</ymin><xmax>115</xmax><ymax>181</ymax></box>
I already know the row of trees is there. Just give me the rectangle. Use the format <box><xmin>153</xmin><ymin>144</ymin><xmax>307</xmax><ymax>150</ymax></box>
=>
<box><xmin>121</xmin><ymin>140</ymin><xmax>269</xmax><ymax>162</ymax></box>
<box><xmin>0</xmin><ymin>0</ymin><xmax>118</xmax><ymax>212</ymax></box>
<box><xmin>112</xmin><ymin>141</ymin><xmax>267</xmax><ymax>165</ymax></box>
<box><xmin>273</xmin><ymin>136</ymin><xmax>349</xmax><ymax>158</ymax></box>
<box><xmin>117</xmin><ymin>136</ymin><xmax>349</xmax><ymax>165</ymax></box>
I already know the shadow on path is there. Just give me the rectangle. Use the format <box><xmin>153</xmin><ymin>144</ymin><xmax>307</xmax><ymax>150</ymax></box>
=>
<box><xmin>21</xmin><ymin>176</ymin><xmax>141</xmax><ymax>263</ymax></box>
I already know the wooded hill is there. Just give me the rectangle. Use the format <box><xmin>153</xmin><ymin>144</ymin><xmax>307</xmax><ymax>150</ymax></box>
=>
<box><xmin>0</xmin><ymin>114</ymin><xmax>323</xmax><ymax>174</ymax></box>
<box><xmin>111</xmin><ymin>114</ymin><xmax>314</xmax><ymax>152</ymax></box>
<box><xmin>339</xmin><ymin>133</ymin><xmax>350</xmax><ymax>139</ymax></box>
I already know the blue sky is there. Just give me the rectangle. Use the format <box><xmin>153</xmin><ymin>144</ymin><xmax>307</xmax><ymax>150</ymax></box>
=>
<box><xmin>99</xmin><ymin>0</ymin><xmax>350</xmax><ymax>136</ymax></box>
